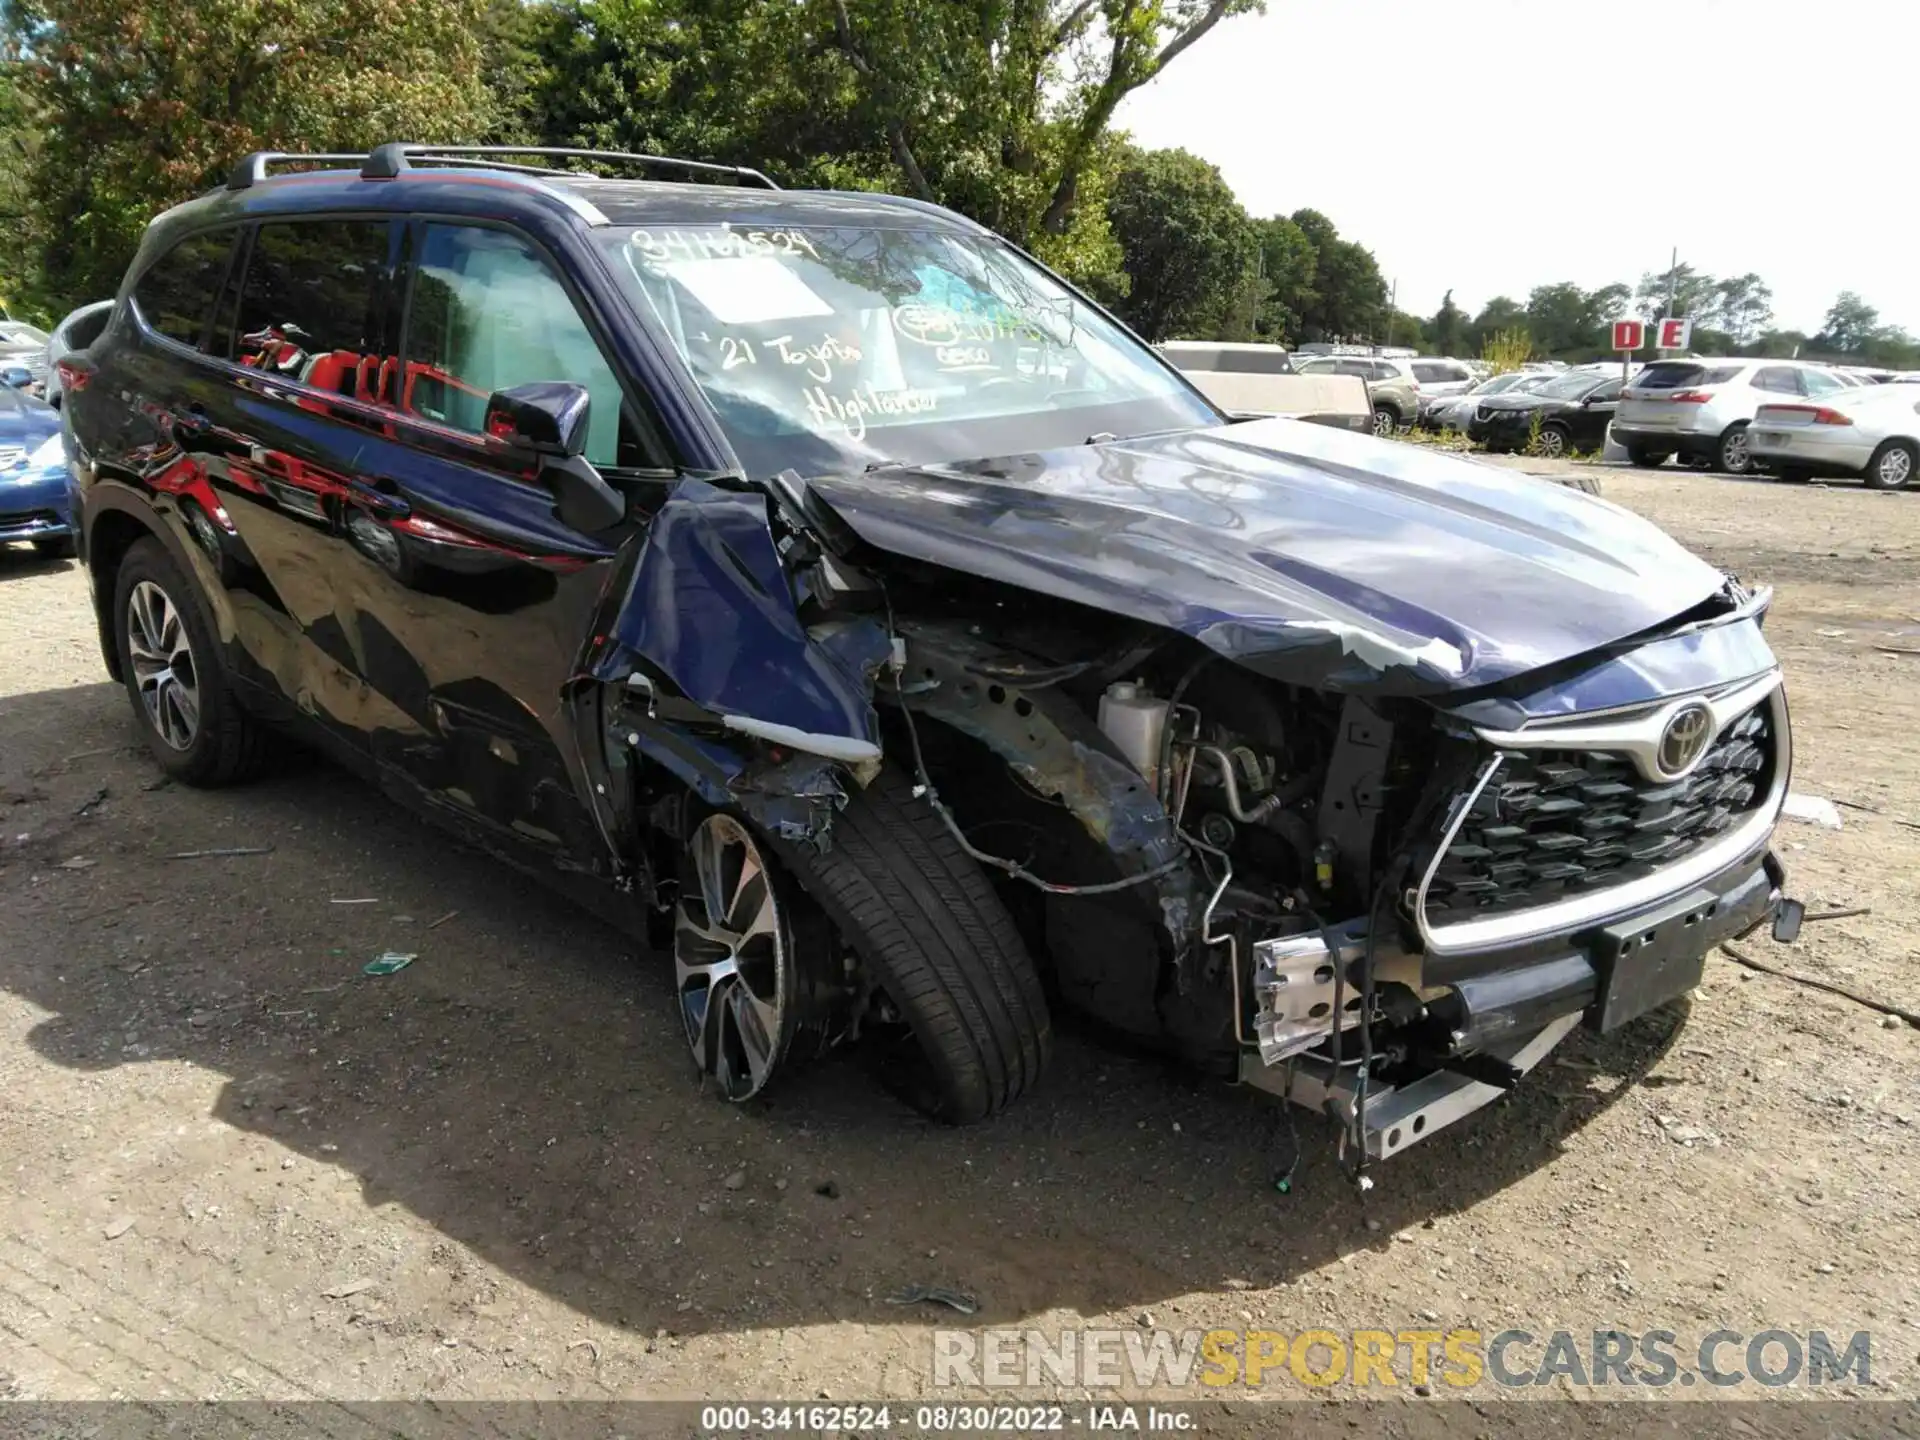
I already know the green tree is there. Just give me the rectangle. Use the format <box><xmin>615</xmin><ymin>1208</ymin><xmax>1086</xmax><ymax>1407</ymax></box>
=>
<box><xmin>10</xmin><ymin>0</ymin><xmax>497</xmax><ymax>306</ymax></box>
<box><xmin>1285</xmin><ymin>210</ymin><xmax>1384</xmax><ymax>343</ymax></box>
<box><xmin>1709</xmin><ymin>273</ymin><xmax>1773</xmax><ymax>345</ymax></box>
<box><xmin>1467</xmin><ymin>295</ymin><xmax>1526</xmax><ymax>353</ymax></box>
<box><xmin>1105</xmin><ymin>146</ymin><xmax>1255</xmax><ymax>341</ymax></box>
<box><xmin>1815</xmin><ymin>291</ymin><xmax>1881</xmax><ymax>354</ymax></box>
<box><xmin>807</xmin><ymin>0</ymin><xmax>1262</xmax><ymax>246</ymax></box>
<box><xmin>1634</xmin><ymin>261</ymin><xmax>1717</xmax><ymax>322</ymax></box>
<box><xmin>1429</xmin><ymin>289</ymin><xmax>1465</xmax><ymax>356</ymax></box>
<box><xmin>1249</xmin><ymin>214</ymin><xmax>1315</xmax><ymax>342</ymax></box>
<box><xmin>1524</xmin><ymin>279</ymin><xmax>1631</xmax><ymax>358</ymax></box>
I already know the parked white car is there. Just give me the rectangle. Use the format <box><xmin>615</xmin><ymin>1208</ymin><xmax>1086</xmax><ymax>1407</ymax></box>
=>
<box><xmin>1747</xmin><ymin>381</ymin><xmax>1920</xmax><ymax>490</ymax></box>
<box><xmin>1613</xmin><ymin>357</ymin><xmax>1857</xmax><ymax>474</ymax></box>
<box><xmin>1425</xmin><ymin>370</ymin><xmax>1551</xmax><ymax>432</ymax></box>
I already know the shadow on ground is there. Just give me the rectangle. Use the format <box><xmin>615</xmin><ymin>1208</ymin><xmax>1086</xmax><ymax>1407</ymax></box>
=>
<box><xmin>0</xmin><ymin>679</ymin><xmax>1683</xmax><ymax>1341</ymax></box>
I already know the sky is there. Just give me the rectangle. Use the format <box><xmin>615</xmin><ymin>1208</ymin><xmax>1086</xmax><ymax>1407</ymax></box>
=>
<box><xmin>1118</xmin><ymin>0</ymin><xmax>1919</xmax><ymax>336</ymax></box>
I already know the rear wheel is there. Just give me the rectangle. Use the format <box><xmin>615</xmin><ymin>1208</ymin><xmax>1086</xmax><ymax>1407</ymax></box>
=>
<box><xmin>1717</xmin><ymin>423</ymin><xmax>1753</xmax><ymax>475</ymax></box>
<box><xmin>1865</xmin><ymin>439</ymin><xmax>1916</xmax><ymax>490</ymax></box>
<box><xmin>1625</xmin><ymin>445</ymin><xmax>1671</xmax><ymax>469</ymax></box>
<box><xmin>111</xmin><ymin>538</ymin><xmax>275</xmax><ymax>786</ymax></box>
<box><xmin>1371</xmin><ymin>406</ymin><xmax>1398</xmax><ymax>439</ymax></box>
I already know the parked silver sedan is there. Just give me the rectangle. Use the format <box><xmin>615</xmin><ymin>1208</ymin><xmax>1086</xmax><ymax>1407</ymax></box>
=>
<box><xmin>1425</xmin><ymin>370</ymin><xmax>1550</xmax><ymax>431</ymax></box>
<box><xmin>1748</xmin><ymin>381</ymin><xmax>1920</xmax><ymax>489</ymax></box>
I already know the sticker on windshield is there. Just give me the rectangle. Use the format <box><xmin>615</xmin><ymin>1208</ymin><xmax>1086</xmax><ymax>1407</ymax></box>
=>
<box><xmin>660</xmin><ymin>256</ymin><xmax>834</xmax><ymax>325</ymax></box>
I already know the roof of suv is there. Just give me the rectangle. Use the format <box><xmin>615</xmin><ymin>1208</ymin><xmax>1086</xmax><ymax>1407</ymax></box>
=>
<box><xmin>155</xmin><ymin>147</ymin><xmax>991</xmax><ymax>242</ymax></box>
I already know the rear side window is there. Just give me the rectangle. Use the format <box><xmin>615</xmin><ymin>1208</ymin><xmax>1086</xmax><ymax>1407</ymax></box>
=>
<box><xmin>1631</xmin><ymin>361</ymin><xmax>1742</xmax><ymax>391</ymax></box>
<box><xmin>134</xmin><ymin>229</ymin><xmax>237</xmax><ymax>348</ymax></box>
<box><xmin>232</xmin><ymin>220</ymin><xmax>395</xmax><ymax>378</ymax></box>
<box><xmin>1753</xmin><ymin>367</ymin><xmax>1804</xmax><ymax>395</ymax></box>
<box><xmin>1412</xmin><ymin>361</ymin><xmax>1466</xmax><ymax>384</ymax></box>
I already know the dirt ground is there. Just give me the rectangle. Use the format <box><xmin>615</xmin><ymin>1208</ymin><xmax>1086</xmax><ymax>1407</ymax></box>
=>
<box><xmin>0</xmin><ymin>460</ymin><xmax>1916</xmax><ymax>1415</ymax></box>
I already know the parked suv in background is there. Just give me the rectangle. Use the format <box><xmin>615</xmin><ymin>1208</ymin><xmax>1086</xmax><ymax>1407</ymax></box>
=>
<box><xmin>1293</xmin><ymin>354</ymin><xmax>1421</xmax><ymax>436</ymax></box>
<box><xmin>1614</xmin><ymin>358</ymin><xmax>1857</xmax><ymax>474</ymax></box>
<box><xmin>60</xmin><ymin>143</ymin><xmax>1799</xmax><ymax>1164</ymax></box>
<box><xmin>1411</xmin><ymin>358</ymin><xmax>1476</xmax><ymax>426</ymax></box>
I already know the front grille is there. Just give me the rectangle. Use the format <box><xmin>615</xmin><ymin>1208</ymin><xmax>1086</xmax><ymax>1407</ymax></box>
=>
<box><xmin>1424</xmin><ymin>702</ymin><xmax>1775</xmax><ymax>918</ymax></box>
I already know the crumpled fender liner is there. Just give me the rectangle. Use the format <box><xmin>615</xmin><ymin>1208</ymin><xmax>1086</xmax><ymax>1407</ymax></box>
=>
<box><xmin>891</xmin><ymin>626</ymin><xmax>1197</xmax><ymax>966</ymax></box>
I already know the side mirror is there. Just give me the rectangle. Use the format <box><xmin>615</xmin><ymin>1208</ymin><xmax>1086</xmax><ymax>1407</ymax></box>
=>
<box><xmin>484</xmin><ymin>382</ymin><xmax>624</xmax><ymax>532</ymax></box>
<box><xmin>1</xmin><ymin>365</ymin><xmax>33</xmax><ymax>389</ymax></box>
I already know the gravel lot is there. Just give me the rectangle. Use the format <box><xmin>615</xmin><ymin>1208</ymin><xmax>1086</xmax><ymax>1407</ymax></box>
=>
<box><xmin>0</xmin><ymin>460</ymin><xmax>1916</xmax><ymax>1413</ymax></box>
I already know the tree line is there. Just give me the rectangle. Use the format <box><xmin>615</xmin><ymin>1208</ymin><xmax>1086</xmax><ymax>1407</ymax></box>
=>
<box><xmin>0</xmin><ymin>0</ymin><xmax>1911</xmax><ymax>370</ymax></box>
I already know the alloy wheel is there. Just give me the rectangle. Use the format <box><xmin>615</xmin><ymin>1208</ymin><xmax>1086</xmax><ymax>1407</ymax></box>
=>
<box><xmin>1877</xmin><ymin>447</ymin><xmax>1913</xmax><ymax>488</ymax></box>
<box><xmin>126</xmin><ymin>580</ymin><xmax>200</xmax><ymax>751</ymax></box>
<box><xmin>675</xmin><ymin>813</ymin><xmax>793</xmax><ymax>1101</ymax></box>
<box><xmin>1721</xmin><ymin>428</ymin><xmax>1751</xmax><ymax>473</ymax></box>
<box><xmin>1371</xmin><ymin>408</ymin><xmax>1395</xmax><ymax>438</ymax></box>
<box><xmin>1538</xmin><ymin>427</ymin><xmax>1568</xmax><ymax>459</ymax></box>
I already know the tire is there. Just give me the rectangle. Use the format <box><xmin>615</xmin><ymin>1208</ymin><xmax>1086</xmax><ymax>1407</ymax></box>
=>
<box><xmin>1536</xmin><ymin>422</ymin><xmax>1571</xmax><ymax>459</ymax></box>
<box><xmin>776</xmin><ymin>764</ymin><xmax>1051</xmax><ymax>1124</ymax></box>
<box><xmin>1864</xmin><ymin>439</ymin><xmax>1917</xmax><ymax>491</ymax></box>
<box><xmin>1371</xmin><ymin>406</ymin><xmax>1399</xmax><ymax>439</ymax></box>
<box><xmin>112</xmin><ymin>537</ymin><xmax>276</xmax><ymax>786</ymax></box>
<box><xmin>1625</xmin><ymin>445</ymin><xmax>1671</xmax><ymax>469</ymax></box>
<box><xmin>1717</xmin><ymin>423</ymin><xmax>1753</xmax><ymax>475</ymax></box>
<box><xmin>31</xmin><ymin>535</ymin><xmax>76</xmax><ymax>559</ymax></box>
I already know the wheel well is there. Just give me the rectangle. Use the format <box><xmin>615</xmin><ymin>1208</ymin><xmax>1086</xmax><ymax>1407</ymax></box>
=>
<box><xmin>84</xmin><ymin>508</ymin><xmax>159</xmax><ymax>682</ymax></box>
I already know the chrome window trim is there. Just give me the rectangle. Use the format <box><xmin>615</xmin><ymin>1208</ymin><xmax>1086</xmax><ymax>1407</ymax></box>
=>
<box><xmin>1416</xmin><ymin>684</ymin><xmax>1790</xmax><ymax>958</ymax></box>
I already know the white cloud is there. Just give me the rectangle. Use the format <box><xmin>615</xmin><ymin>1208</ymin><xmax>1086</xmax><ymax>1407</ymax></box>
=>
<box><xmin>1118</xmin><ymin>0</ymin><xmax>1918</xmax><ymax>336</ymax></box>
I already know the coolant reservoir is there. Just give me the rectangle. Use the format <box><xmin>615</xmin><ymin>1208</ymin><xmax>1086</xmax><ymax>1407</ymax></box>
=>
<box><xmin>1098</xmin><ymin>682</ymin><xmax>1170</xmax><ymax>791</ymax></box>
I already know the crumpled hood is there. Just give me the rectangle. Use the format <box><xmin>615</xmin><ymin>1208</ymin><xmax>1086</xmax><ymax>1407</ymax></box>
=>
<box><xmin>808</xmin><ymin>418</ymin><xmax>1726</xmax><ymax>694</ymax></box>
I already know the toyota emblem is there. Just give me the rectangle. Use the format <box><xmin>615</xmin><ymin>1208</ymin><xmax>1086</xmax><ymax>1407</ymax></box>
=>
<box><xmin>1657</xmin><ymin>703</ymin><xmax>1715</xmax><ymax>776</ymax></box>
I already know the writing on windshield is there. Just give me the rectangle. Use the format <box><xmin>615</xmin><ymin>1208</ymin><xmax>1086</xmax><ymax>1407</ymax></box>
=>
<box><xmin>599</xmin><ymin>222</ymin><xmax>1210</xmax><ymax>474</ymax></box>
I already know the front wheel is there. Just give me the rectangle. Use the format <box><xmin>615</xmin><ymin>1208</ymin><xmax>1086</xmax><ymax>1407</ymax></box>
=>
<box><xmin>1536</xmin><ymin>422</ymin><xmax>1571</xmax><ymax>459</ymax></box>
<box><xmin>1718</xmin><ymin>424</ymin><xmax>1753</xmax><ymax>475</ymax></box>
<box><xmin>1371</xmin><ymin>406</ymin><xmax>1399</xmax><ymax>439</ymax></box>
<box><xmin>1865</xmin><ymin>439</ymin><xmax>1916</xmax><ymax>490</ymax></box>
<box><xmin>777</xmin><ymin>765</ymin><xmax>1052</xmax><ymax>1124</ymax></box>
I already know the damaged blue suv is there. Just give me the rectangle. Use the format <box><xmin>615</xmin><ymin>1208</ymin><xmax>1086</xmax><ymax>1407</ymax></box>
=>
<box><xmin>64</xmin><ymin>146</ymin><xmax>1799</xmax><ymax>1159</ymax></box>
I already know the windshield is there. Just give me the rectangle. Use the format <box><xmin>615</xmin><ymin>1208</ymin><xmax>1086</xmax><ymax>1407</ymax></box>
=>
<box><xmin>1534</xmin><ymin>372</ymin><xmax>1603</xmax><ymax>400</ymax></box>
<box><xmin>597</xmin><ymin>223</ymin><xmax>1215</xmax><ymax>477</ymax></box>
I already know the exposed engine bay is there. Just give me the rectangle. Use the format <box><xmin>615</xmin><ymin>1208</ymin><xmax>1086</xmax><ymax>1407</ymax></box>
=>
<box><xmin>593</xmin><ymin>463</ymin><xmax>1795</xmax><ymax>1176</ymax></box>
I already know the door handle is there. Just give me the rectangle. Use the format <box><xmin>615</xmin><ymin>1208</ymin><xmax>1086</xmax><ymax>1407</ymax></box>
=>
<box><xmin>348</xmin><ymin>479</ymin><xmax>410</xmax><ymax>519</ymax></box>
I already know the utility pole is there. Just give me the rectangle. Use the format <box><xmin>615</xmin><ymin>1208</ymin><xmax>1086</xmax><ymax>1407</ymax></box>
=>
<box><xmin>1381</xmin><ymin>279</ymin><xmax>1396</xmax><ymax>351</ymax></box>
<box><xmin>1658</xmin><ymin>246</ymin><xmax>1678</xmax><ymax>356</ymax></box>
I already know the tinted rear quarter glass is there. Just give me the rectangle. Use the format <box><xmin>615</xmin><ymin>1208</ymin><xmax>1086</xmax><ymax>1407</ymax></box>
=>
<box><xmin>134</xmin><ymin>229</ymin><xmax>237</xmax><ymax>348</ymax></box>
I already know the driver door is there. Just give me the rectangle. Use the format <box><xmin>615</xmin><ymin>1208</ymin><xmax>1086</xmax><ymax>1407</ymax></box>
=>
<box><xmin>339</xmin><ymin>219</ymin><xmax>672</xmax><ymax>867</ymax></box>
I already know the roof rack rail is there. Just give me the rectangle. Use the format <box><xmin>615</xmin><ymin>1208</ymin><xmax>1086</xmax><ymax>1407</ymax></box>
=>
<box><xmin>362</xmin><ymin>143</ymin><xmax>781</xmax><ymax>190</ymax></box>
<box><xmin>228</xmin><ymin>152</ymin><xmax>372</xmax><ymax>190</ymax></box>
